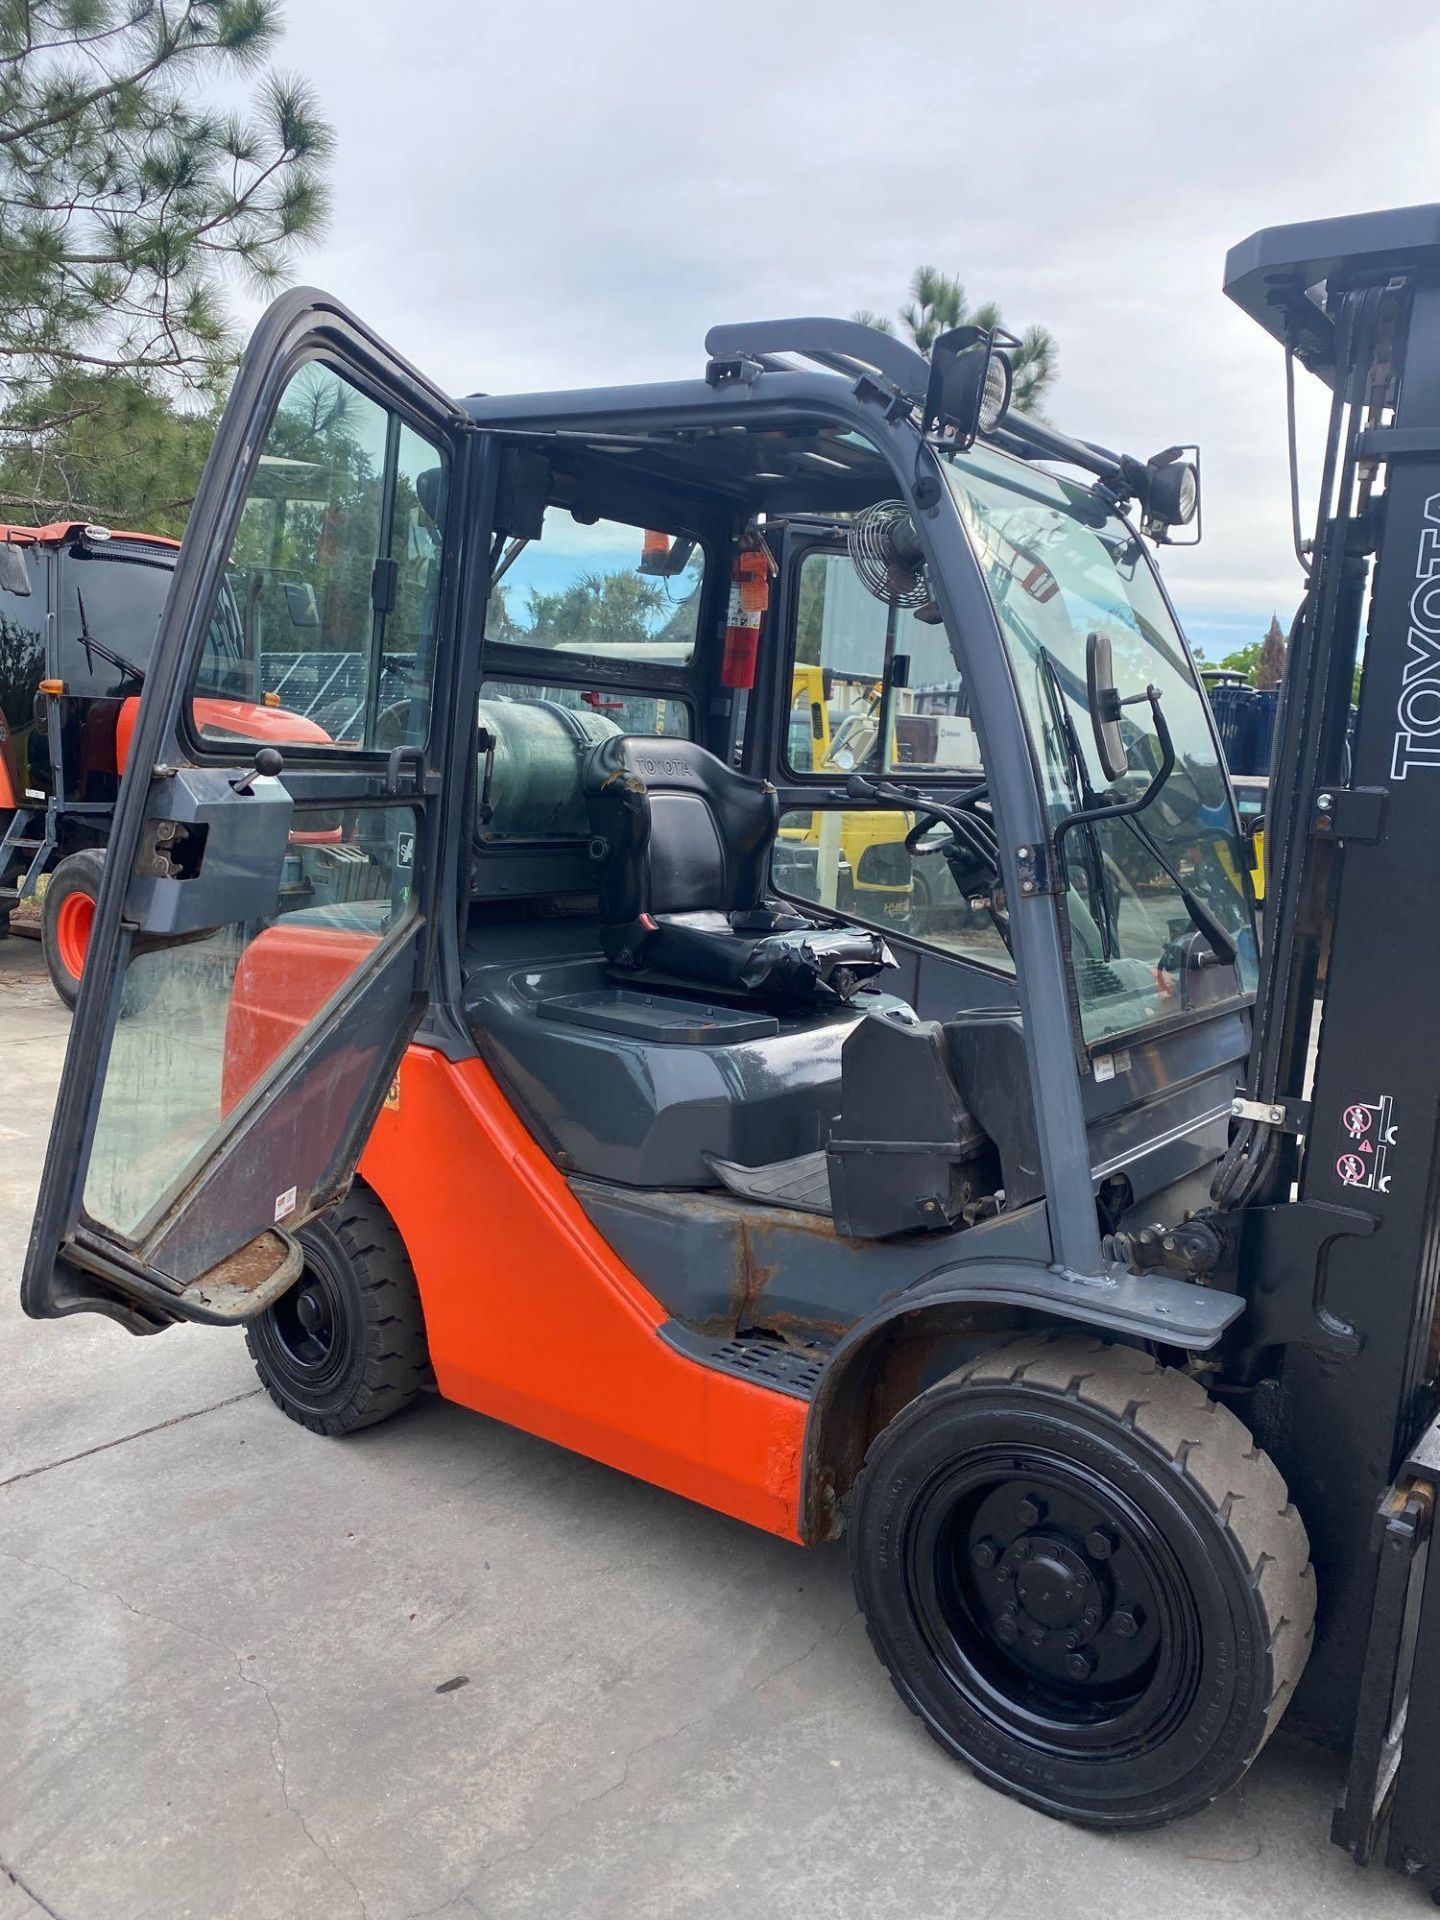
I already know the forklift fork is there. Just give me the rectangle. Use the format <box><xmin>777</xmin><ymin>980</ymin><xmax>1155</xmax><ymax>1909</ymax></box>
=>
<box><xmin>1335</xmin><ymin>1413</ymin><xmax>1440</xmax><ymax>1891</ymax></box>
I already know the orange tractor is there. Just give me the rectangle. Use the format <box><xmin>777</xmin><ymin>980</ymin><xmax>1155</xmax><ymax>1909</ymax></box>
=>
<box><xmin>0</xmin><ymin>521</ymin><xmax>326</xmax><ymax>1001</ymax></box>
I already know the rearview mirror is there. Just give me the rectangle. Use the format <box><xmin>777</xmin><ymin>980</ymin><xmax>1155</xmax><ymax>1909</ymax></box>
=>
<box><xmin>0</xmin><ymin>541</ymin><xmax>32</xmax><ymax>597</ymax></box>
<box><xmin>283</xmin><ymin>581</ymin><xmax>319</xmax><ymax>627</ymax></box>
<box><xmin>1086</xmin><ymin>630</ymin><xmax>1129</xmax><ymax>783</ymax></box>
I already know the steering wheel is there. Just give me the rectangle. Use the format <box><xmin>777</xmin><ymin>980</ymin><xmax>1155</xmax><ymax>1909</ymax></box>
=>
<box><xmin>902</xmin><ymin>783</ymin><xmax>992</xmax><ymax>858</ymax></box>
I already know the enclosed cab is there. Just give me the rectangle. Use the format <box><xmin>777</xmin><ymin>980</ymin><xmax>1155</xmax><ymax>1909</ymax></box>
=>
<box><xmin>18</xmin><ymin>280</ymin><xmax>1340</xmax><ymax>1852</ymax></box>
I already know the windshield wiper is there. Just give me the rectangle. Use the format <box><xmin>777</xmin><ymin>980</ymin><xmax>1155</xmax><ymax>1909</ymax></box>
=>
<box><xmin>1037</xmin><ymin>648</ymin><xmax>1119</xmax><ymax>958</ymax></box>
<box><xmin>74</xmin><ymin>588</ymin><xmax>147</xmax><ymax>687</ymax></box>
<box><xmin>1118</xmin><ymin>812</ymin><xmax>1239</xmax><ymax>967</ymax></box>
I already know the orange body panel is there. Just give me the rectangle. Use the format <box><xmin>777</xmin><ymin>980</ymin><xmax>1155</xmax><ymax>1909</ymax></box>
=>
<box><xmin>357</xmin><ymin>1046</ymin><xmax>809</xmax><ymax>1543</ymax></box>
<box><xmin>0</xmin><ymin>720</ymin><xmax>16</xmax><ymax>809</ymax></box>
<box><xmin>114</xmin><ymin>694</ymin><xmax>332</xmax><ymax>776</ymax></box>
<box><xmin>221</xmin><ymin>922</ymin><xmax>380</xmax><ymax>1111</ymax></box>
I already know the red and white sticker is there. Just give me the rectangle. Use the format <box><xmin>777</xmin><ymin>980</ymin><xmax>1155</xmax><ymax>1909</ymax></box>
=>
<box><xmin>274</xmin><ymin>1185</ymin><xmax>298</xmax><ymax>1223</ymax></box>
<box><xmin>1334</xmin><ymin>1094</ymin><xmax>1398</xmax><ymax>1195</ymax></box>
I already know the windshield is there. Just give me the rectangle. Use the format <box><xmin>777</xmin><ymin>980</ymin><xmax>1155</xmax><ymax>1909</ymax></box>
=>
<box><xmin>58</xmin><ymin>544</ymin><xmax>258</xmax><ymax>702</ymax></box>
<box><xmin>58</xmin><ymin>546</ymin><xmax>173</xmax><ymax>694</ymax></box>
<box><xmin>944</xmin><ymin>446</ymin><xmax>1258</xmax><ymax>1044</ymax></box>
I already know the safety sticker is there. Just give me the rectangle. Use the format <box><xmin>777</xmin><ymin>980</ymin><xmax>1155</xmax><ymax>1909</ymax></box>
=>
<box><xmin>1335</xmin><ymin>1094</ymin><xmax>1398</xmax><ymax>1194</ymax></box>
<box><xmin>397</xmin><ymin>830</ymin><xmax>415</xmax><ymax>869</ymax></box>
<box><xmin>274</xmin><ymin>1184</ymin><xmax>298</xmax><ymax>1223</ymax></box>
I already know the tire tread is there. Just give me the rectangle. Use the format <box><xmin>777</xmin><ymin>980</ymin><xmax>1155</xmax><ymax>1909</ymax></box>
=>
<box><xmin>247</xmin><ymin>1183</ymin><xmax>431</xmax><ymax>1436</ymax></box>
<box><xmin>850</xmin><ymin>1330</ymin><xmax>1315</xmax><ymax>1818</ymax></box>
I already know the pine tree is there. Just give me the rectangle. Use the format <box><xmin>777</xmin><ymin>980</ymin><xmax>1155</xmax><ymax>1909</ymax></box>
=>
<box><xmin>0</xmin><ymin>2</ymin><xmax>332</xmax><ymax>529</ymax></box>
<box><xmin>1</xmin><ymin>0</ymin><xmax>333</xmax><ymax>403</ymax></box>
<box><xmin>854</xmin><ymin>266</ymin><xmax>1057</xmax><ymax>414</ymax></box>
<box><xmin>1255</xmin><ymin>612</ymin><xmax>1287</xmax><ymax>689</ymax></box>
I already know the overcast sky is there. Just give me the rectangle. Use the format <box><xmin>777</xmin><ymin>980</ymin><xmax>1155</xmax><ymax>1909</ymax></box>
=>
<box><xmin>235</xmin><ymin>0</ymin><xmax>1440</xmax><ymax>656</ymax></box>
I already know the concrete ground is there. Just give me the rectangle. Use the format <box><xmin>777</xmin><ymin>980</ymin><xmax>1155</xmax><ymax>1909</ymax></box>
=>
<box><xmin>0</xmin><ymin>937</ymin><xmax>1421</xmax><ymax>1920</ymax></box>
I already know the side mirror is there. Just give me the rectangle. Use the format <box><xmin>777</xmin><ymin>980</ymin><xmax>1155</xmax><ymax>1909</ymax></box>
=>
<box><xmin>1086</xmin><ymin>630</ymin><xmax>1130</xmax><ymax>783</ymax></box>
<box><xmin>0</xmin><ymin>542</ymin><xmax>32</xmax><ymax>597</ymax></box>
<box><xmin>922</xmin><ymin>325</ymin><xmax>1016</xmax><ymax>450</ymax></box>
<box><xmin>284</xmin><ymin>581</ymin><xmax>319</xmax><ymax>627</ymax></box>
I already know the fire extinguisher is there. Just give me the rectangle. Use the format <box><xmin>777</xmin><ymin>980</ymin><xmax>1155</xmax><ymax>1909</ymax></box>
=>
<box><xmin>720</xmin><ymin>537</ymin><xmax>773</xmax><ymax>690</ymax></box>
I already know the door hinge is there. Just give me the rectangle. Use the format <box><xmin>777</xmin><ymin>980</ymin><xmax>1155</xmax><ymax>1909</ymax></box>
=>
<box><xmin>1312</xmin><ymin>785</ymin><xmax>1387</xmax><ymax>843</ymax></box>
<box><xmin>1014</xmin><ymin>842</ymin><xmax>1062</xmax><ymax>896</ymax></box>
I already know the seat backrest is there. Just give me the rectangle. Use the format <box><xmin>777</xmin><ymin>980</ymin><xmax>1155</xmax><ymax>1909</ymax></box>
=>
<box><xmin>583</xmin><ymin>735</ymin><xmax>779</xmax><ymax>927</ymax></box>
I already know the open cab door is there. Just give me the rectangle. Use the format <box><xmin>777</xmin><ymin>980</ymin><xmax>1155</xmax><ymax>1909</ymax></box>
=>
<box><xmin>22</xmin><ymin>291</ymin><xmax>476</xmax><ymax>1333</ymax></box>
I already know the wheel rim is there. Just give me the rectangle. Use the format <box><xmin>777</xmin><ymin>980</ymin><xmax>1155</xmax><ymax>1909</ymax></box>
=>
<box><xmin>55</xmin><ymin>889</ymin><xmax>95</xmax><ymax>981</ymax></box>
<box><xmin>261</xmin><ymin>1241</ymin><xmax>353</xmax><ymax>1397</ymax></box>
<box><xmin>904</xmin><ymin>1444</ymin><xmax>1201</xmax><ymax>1761</ymax></box>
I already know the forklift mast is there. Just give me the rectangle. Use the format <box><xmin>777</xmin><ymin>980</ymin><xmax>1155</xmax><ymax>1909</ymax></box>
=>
<box><xmin>1225</xmin><ymin>206</ymin><xmax>1440</xmax><ymax>1871</ymax></box>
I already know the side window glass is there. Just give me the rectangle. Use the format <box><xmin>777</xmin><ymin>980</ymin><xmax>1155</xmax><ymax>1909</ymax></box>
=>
<box><xmin>0</xmin><ymin>544</ymin><xmax>47</xmax><ymax>796</ymax></box>
<box><xmin>790</xmin><ymin>550</ymin><xmax>978</xmax><ymax>775</ymax></box>
<box><xmin>475</xmin><ymin>678</ymin><xmax>691</xmax><ymax>843</ymax></box>
<box><xmin>773</xmin><ymin>803</ymin><xmax>1014</xmax><ymax>974</ymax></box>
<box><xmin>189</xmin><ymin>365</ymin><xmax>448</xmax><ymax>750</ymax></box>
<box><xmin>488</xmin><ymin>512</ymin><xmax>703</xmax><ymax>665</ymax></box>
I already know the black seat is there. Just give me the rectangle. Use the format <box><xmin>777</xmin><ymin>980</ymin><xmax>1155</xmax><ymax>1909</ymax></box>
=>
<box><xmin>582</xmin><ymin>735</ymin><xmax>894</xmax><ymax>1003</ymax></box>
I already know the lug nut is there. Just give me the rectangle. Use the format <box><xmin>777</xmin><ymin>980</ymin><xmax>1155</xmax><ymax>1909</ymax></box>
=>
<box><xmin>1085</xmin><ymin>1526</ymin><xmax>1116</xmax><ymax>1560</ymax></box>
<box><xmin>971</xmin><ymin>1537</ymin><xmax>1000</xmax><ymax>1570</ymax></box>
<box><xmin>1027</xmin><ymin>1623</ymin><xmax>1047</xmax><ymax>1647</ymax></box>
<box><xmin>1017</xmin><ymin>1495</ymin><xmax>1046</xmax><ymax>1527</ymax></box>
<box><xmin>1061</xmin><ymin>1630</ymin><xmax>1081</xmax><ymax>1651</ymax></box>
<box><xmin>1066</xmin><ymin>1650</ymin><xmax>1096</xmax><ymax>1680</ymax></box>
<box><xmin>1082</xmin><ymin>1607</ymin><xmax>1100</xmax><ymax>1628</ymax></box>
<box><xmin>1114</xmin><ymin>1607</ymin><xmax>1143</xmax><ymax>1640</ymax></box>
<box><xmin>1012</xmin><ymin>1540</ymin><xmax>1031</xmax><ymax>1562</ymax></box>
<box><xmin>996</xmin><ymin>1616</ymin><xmax>1019</xmax><ymax>1644</ymax></box>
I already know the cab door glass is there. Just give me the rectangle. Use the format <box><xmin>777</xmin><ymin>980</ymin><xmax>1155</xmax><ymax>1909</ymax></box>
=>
<box><xmin>83</xmin><ymin>802</ymin><xmax>420</xmax><ymax>1244</ymax></box>
<box><xmin>194</xmin><ymin>365</ymin><xmax>449</xmax><ymax>750</ymax></box>
<box><xmin>790</xmin><ymin>550</ymin><xmax>978</xmax><ymax>776</ymax></box>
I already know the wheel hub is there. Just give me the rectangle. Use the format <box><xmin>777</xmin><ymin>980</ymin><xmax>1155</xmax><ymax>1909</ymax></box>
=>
<box><xmin>1008</xmin><ymin>1537</ymin><xmax>1098</xmax><ymax>1633</ymax></box>
<box><xmin>295</xmin><ymin>1287</ymin><xmax>327</xmax><ymax>1336</ymax></box>
<box><xmin>954</xmin><ymin>1479</ymin><xmax>1164</xmax><ymax>1704</ymax></box>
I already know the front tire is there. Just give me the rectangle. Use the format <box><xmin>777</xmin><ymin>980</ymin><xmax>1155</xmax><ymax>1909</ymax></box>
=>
<box><xmin>245</xmin><ymin>1184</ymin><xmax>431</xmax><ymax>1436</ymax></box>
<box><xmin>42</xmin><ymin>847</ymin><xmax>105</xmax><ymax>1007</ymax></box>
<box><xmin>849</xmin><ymin>1334</ymin><xmax>1314</xmax><ymax>1829</ymax></box>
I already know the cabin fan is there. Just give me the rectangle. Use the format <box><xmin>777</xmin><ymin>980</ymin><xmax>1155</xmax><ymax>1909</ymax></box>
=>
<box><xmin>847</xmin><ymin>500</ymin><xmax>935</xmax><ymax>613</ymax></box>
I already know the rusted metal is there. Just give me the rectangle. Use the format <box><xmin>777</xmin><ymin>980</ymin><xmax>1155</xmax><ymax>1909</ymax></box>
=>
<box><xmin>185</xmin><ymin>1227</ymin><xmax>304</xmax><ymax>1317</ymax></box>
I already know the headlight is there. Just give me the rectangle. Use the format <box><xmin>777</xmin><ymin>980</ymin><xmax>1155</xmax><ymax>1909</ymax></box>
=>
<box><xmin>979</xmin><ymin>349</ymin><xmax>1013</xmax><ymax>432</ymax></box>
<box><xmin>1151</xmin><ymin>458</ymin><xmax>1198</xmax><ymax>526</ymax></box>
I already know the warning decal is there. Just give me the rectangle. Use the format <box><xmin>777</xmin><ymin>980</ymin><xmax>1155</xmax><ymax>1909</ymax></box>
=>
<box><xmin>1335</xmin><ymin>1094</ymin><xmax>1398</xmax><ymax>1195</ymax></box>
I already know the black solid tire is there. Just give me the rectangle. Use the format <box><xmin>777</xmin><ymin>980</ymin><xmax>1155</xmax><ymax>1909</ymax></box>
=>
<box><xmin>245</xmin><ymin>1183</ymin><xmax>431</xmax><ymax>1436</ymax></box>
<box><xmin>849</xmin><ymin>1334</ymin><xmax>1315</xmax><ymax>1829</ymax></box>
<box><xmin>41</xmin><ymin>847</ymin><xmax>106</xmax><ymax>1008</ymax></box>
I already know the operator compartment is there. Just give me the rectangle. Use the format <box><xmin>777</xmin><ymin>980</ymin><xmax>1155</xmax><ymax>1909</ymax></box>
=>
<box><xmin>464</xmin><ymin>697</ymin><xmax>912</xmax><ymax>1189</ymax></box>
<box><xmin>463</xmin><ymin>693</ymin><xmax>1011</xmax><ymax>1235</ymax></box>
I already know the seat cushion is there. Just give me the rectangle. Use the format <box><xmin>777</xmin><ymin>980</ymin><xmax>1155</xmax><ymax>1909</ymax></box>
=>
<box><xmin>636</xmin><ymin>914</ymin><xmax>894</xmax><ymax>1004</ymax></box>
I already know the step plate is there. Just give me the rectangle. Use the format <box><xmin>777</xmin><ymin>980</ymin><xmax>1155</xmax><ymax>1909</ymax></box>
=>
<box><xmin>659</xmin><ymin>1321</ymin><xmax>826</xmax><ymax>1401</ymax></box>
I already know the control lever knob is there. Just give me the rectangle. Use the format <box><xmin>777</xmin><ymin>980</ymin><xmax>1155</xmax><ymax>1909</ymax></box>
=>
<box><xmin>253</xmin><ymin>746</ymin><xmax>285</xmax><ymax>779</ymax></box>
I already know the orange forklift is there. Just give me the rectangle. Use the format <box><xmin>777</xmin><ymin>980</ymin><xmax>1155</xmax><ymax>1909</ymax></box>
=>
<box><xmin>25</xmin><ymin>207</ymin><xmax>1440</xmax><ymax>1883</ymax></box>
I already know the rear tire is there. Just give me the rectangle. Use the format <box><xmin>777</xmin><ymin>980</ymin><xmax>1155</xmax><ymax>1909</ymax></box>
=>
<box><xmin>41</xmin><ymin>847</ymin><xmax>105</xmax><ymax>1007</ymax></box>
<box><xmin>245</xmin><ymin>1183</ymin><xmax>431</xmax><ymax>1436</ymax></box>
<box><xmin>849</xmin><ymin>1334</ymin><xmax>1314</xmax><ymax>1829</ymax></box>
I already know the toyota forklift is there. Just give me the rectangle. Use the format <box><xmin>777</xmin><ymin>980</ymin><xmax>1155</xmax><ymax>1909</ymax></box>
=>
<box><xmin>20</xmin><ymin>203</ymin><xmax>1440</xmax><ymax>1884</ymax></box>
